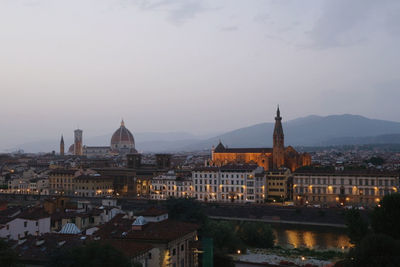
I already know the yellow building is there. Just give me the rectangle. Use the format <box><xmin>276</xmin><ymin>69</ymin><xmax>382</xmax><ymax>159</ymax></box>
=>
<box><xmin>266</xmin><ymin>169</ymin><xmax>292</xmax><ymax>201</ymax></box>
<box><xmin>75</xmin><ymin>174</ymin><xmax>114</xmax><ymax>197</ymax></box>
<box><xmin>48</xmin><ymin>169</ymin><xmax>79</xmax><ymax>195</ymax></box>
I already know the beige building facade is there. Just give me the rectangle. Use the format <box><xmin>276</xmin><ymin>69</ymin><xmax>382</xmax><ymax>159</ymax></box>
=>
<box><xmin>293</xmin><ymin>172</ymin><xmax>399</xmax><ymax>207</ymax></box>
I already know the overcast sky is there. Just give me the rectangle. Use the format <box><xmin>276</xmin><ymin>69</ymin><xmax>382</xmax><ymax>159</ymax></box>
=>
<box><xmin>1</xmin><ymin>0</ymin><xmax>400</xmax><ymax>149</ymax></box>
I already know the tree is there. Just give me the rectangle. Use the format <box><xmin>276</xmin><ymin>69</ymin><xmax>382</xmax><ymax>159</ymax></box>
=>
<box><xmin>0</xmin><ymin>239</ymin><xmax>20</xmax><ymax>267</ymax></box>
<box><xmin>237</xmin><ymin>222</ymin><xmax>275</xmax><ymax>249</ymax></box>
<box><xmin>344</xmin><ymin>208</ymin><xmax>369</xmax><ymax>245</ymax></box>
<box><xmin>371</xmin><ymin>193</ymin><xmax>400</xmax><ymax>240</ymax></box>
<box><xmin>213</xmin><ymin>253</ymin><xmax>235</xmax><ymax>267</ymax></box>
<box><xmin>364</xmin><ymin>156</ymin><xmax>385</xmax><ymax>166</ymax></box>
<box><xmin>165</xmin><ymin>197</ymin><xmax>207</xmax><ymax>225</ymax></box>
<box><xmin>202</xmin><ymin>220</ymin><xmax>245</xmax><ymax>253</ymax></box>
<box><xmin>342</xmin><ymin>234</ymin><xmax>400</xmax><ymax>267</ymax></box>
<box><xmin>47</xmin><ymin>242</ymin><xmax>131</xmax><ymax>267</ymax></box>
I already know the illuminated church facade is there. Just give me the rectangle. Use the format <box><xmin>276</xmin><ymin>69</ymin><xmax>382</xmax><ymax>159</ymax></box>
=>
<box><xmin>211</xmin><ymin>107</ymin><xmax>311</xmax><ymax>171</ymax></box>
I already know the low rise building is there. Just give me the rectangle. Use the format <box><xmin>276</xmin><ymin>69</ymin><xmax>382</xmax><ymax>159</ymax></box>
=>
<box><xmin>0</xmin><ymin>207</ymin><xmax>51</xmax><ymax>240</ymax></box>
<box><xmin>29</xmin><ymin>177</ymin><xmax>49</xmax><ymax>195</ymax></box>
<box><xmin>74</xmin><ymin>173</ymin><xmax>114</xmax><ymax>197</ymax></box>
<box><xmin>7</xmin><ymin>177</ymin><xmax>29</xmax><ymax>194</ymax></box>
<box><xmin>266</xmin><ymin>169</ymin><xmax>293</xmax><ymax>201</ymax></box>
<box><xmin>150</xmin><ymin>171</ymin><xmax>194</xmax><ymax>200</ymax></box>
<box><xmin>48</xmin><ymin>169</ymin><xmax>79</xmax><ymax>195</ymax></box>
<box><xmin>193</xmin><ymin>164</ymin><xmax>266</xmax><ymax>203</ymax></box>
<box><xmin>94</xmin><ymin>208</ymin><xmax>199</xmax><ymax>267</ymax></box>
<box><xmin>293</xmin><ymin>171</ymin><xmax>399</xmax><ymax>207</ymax></box>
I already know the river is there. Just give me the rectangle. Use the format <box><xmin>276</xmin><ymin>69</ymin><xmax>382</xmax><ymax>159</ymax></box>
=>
<box><xmin>271</xmin><ymin>224</ymin><xmax>351</xmax><ymax>250</ymax></box>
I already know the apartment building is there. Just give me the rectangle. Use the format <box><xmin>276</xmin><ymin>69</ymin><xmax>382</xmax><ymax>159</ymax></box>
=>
<box><xmin>266</xmin><ymin>169</ymin><xmax>293</xmax><ymax>201</ymax></box>
<box><xmin>293</xmin><ymin>171</ymin><xmax>399</xmax><ymax>207</ymax></box>
<box><xmin>150</xmin><ymin>171</ymin><xmax>193</xmax><ymax>200</ymax></box>
<box><xmin>74</xmin><ymin>174</ymin><xmax>114</xmax><ymax>197</ymax></box>
<box><xmin>48</xmin><ymin>169</ymin><xmax>79</xmax><ymax>195</ymax></box>
<box><xmin>193</xmin><ymin>164</ymin><xmax>265</xmax><ymax>203</ymax></box>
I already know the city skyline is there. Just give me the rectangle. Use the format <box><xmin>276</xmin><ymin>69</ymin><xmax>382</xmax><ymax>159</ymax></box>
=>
<box><xmin>1</xmin><ymin>0</ymin><xmax>400</xmax><ymax>150</ymax></box>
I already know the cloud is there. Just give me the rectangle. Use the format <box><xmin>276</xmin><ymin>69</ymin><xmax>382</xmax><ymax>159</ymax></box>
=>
<box><xmin>253</xmin><ymin>13</ymin><xmax>269</xmax><ymax>24</ymax></box>
<box><xmin>132</xmin><ymin>0</ymin><xmax>209</xmax><ymax>25</ymax></box>
<box><xmin>308</xmin><ymin>0</ymin><xmax>400</xmax><ymax>49</ymax></box>
<box><xmin>220</xmin><ymin>26</ymin><xmax>238</xmax><ymax>32</ymax></box>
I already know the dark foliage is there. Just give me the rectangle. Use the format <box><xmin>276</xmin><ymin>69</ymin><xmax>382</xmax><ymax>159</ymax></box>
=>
<box><xmin>237</xmin><ymin>222</ymin><xmax>275</xmax><ymax>249</ymax></box>
<box><xmin>202</xmin><ymin>220</ymin><xmax>245</xmax><ymax>253</ymax></box>
<box><xmin>165</xmin><ymin>197</ymin><xmax>207</xmax><ymax>225</ymax></box>
<box><xmin>344</xmin><ymin>208</ymin><xmax>369</xmax><ymax>245</ymax></box>
<box><xmin>371</xmin><ymin>193</ymin><xmax>400</xmax><ymax>240</ymax></box>
<box><xmin>364</xmin><ymin>156</ymin><xmax>385</xmax><ymax>166</ymax></box>
<box><xmin>342</xmin><ymin>234</ymin><xmax>400</xmax><ymax>267</ymax></box>
<box><xmin>0</xmin><ymin>239</ymin><xmax>20</xmax><ymax>267</ymax></box>
<box><xmin>47</xmin><ymin>242</ymin><xmax>131</xmax><ymax>267</ymax></box>
<box><xmin>214</xmin><ymin>253</ymin><xmax>235</xmax><ymax>267</ymax></box>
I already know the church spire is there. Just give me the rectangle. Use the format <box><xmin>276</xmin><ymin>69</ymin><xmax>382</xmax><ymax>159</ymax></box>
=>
<box><xmin>60</xmin><ymin>134</ymin><xmax>65</xmax><ymax>156</ymax></box>
<box><xmin>276</xmin><ymin>105</ymin><xmax>280</xmax><ymax>119</ymax></box>
<box><xmin>273</xmin><ymin>106</ymin><xmax>284</xmax><ymax>169</ymax></box>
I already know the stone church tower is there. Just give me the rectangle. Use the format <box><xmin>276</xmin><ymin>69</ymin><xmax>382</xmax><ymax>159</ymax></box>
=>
<box><xmin>60</xmin><ymin>135</ymin><xmax>65</xmax><ymax>156</ymax></box>
<box><xmin>74</xmin><ymin>129</ymin><xmax>83</xmax><ymax>156</ymax></box>
<box><xmin>273</xmin><ymin>106</ymin><xmax>285</xmax><ymax>169</ymax></box>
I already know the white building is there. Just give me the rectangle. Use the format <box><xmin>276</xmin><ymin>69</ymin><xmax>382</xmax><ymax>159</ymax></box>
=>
<box><xmin>293</xmin><ymin>171</ymin><xmax>399</xmax><ymax>207</ymax></box>
<box><xmin>7</xmin><ymin>177</ymin><xmax>30</xmax><ymax>194</ymax></box>
<box><xmin>98</xmin><ymin>198</ymin><xmax>124</xmax><ymax>223</ymax></box>
<box><xmin>150</xmin><ymin>171</ymin><xmax>193</xmax><ymax>200</ymax></box>
<box><xmin>29</xmin><ymin>178</ymin><xmax>49</xmax><ymax>195</ymax></box>
<box><xmin>0</xmin><ymin>208</ymin><xmax>51</xmax><ymax>240</ymax></box>
<box><xmin>193</xmin><ymin>164</ymin><xmax>266</xmax><ymax>203</ymax></box>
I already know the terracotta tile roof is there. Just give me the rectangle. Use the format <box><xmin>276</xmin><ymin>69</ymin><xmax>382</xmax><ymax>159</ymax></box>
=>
<box><xmin>75</xmin><ymin>174</ymin><xmax>114</xmax><ymax>181</ymax></box>
<box><xmin>100</xmin><ymin>239</ymin><xmax>153</xmax><ymax>258</ymax></box>
<box><xmin>220</xmin><ymin>164</ymin><xmax>259</xmax><ymax>171</ymax></box>
<box><xmin>193</xmin><ymin>166</ymin><xmax>220</xmax><ymax>172</ymax></box>
<box><xmin>194</xmin><ymin>164</ymin><xmax>259</xmax><ymax>172</ymax></box>
<box><xmin>0</xmin><ymin>206</ymin><xmax>22</xmax><ymax>224</ymax></box>
<box><xmin>49</xmin><ymin>169</ymin><xmax>78</xmax><ymax>175</ymax></box>
<box><xmin>18</xmin><ymin>207</ymin><xmax>50</xmax><ymax>220</ymax></box>
<box><xmin>126</xmin><ymin>219</ymin><xmax>199</xmax><ymax>242</ymax></box>
<box><xmin>15</xmin><ymin>233</ymin><xmax>85</xmax><ymax>264</ymax></box>
<box><xmin>51</xmin><ymin>209</ymin><xmax>103</xmax><ymax>221</ymax></box>
<box><xmin>215</xmin><ymin>147</ymin><xmax>273</xmax><ymax>153</ymax></box>
<box><xmin>136</xmin><ymin>207</ymin><xmax>168</xmax><ymax>217</ymax></box>
<box><xmin>94</xmin><ymin>214</ymin><xmax>132</xmax><ymax>239</ymax></box>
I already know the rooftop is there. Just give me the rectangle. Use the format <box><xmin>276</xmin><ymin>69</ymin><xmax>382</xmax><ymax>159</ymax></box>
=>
<box><xmin>136</xmin><ymin>207</ymin><xmax>168</xmax><ymax>217</ymax></box>
<box><xmin>126</xmin><ymin>219</ymin><xmax>199</xmax><ymax>242</ymax></box>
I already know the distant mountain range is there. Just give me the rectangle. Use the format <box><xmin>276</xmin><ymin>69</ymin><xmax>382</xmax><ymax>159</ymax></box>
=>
<box><xmin>178</xmin><ymin>114</ymin><xmax>400</xmax><ymax>151</ymax></box>
<box><xmin>4</xmin><ymin>114</ymin><xmax>400</xmax><ymax>153</ymax></box>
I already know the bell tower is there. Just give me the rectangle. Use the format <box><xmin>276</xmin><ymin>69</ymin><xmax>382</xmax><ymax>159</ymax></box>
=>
<box><xmin>74</xmin><ymin>129</ymin><xmax>83</xmax><ymax>156</ymax></box>
<box><xmin>273</xmin><ymin>106</ymin><xmax>285</xmax><ymax>169</ymax></box>
<box><xmin>60</xmin><ymin>135</ymin><xmax>65</xmax><ymax>156</ymax></box>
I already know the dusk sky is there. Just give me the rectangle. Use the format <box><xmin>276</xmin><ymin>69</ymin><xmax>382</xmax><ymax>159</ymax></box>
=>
<box><xmin>1</xmin><ymin>0</ymin><xmax>400</xmax><ymax>150</ymax></box>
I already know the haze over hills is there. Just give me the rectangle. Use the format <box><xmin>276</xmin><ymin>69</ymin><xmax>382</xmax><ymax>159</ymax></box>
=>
<box><xmin>185</xmin><ymin>114</ymin><xmax>400</xmax><ymax>151</ymax></box>
<box><xmin>3</xmin><ymin>114</ymin><xmax>400</xmax><ymax>153</ymax></box>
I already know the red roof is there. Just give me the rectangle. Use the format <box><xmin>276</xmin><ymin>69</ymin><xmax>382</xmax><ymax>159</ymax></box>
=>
<box><xmin>136</xmin><ymin>207</ymin><xmax>168</xmax><ymax>217</ymax></box>
<box><xmin>100</xmin><ymin>240</ymin><xmax>153</xmax><ymax>257</ymax></box>
<box><xmin>127</xmin><ymin>220</ymin><xmax>199</xmax><ymax>242</ymax></box>
<box><xmin>18</xmin><ymin>207</ymin><xmax>50</xmax><ymax>220</ymax></box>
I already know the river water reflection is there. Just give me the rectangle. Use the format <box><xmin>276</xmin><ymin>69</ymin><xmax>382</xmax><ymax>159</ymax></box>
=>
<box><xmin>271</xmin><ymin>224</ymin><xmax>351</xmax><ymax>250</ymax></box>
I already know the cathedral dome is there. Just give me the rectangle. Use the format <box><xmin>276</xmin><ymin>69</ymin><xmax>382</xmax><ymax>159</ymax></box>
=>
<box><xmin>110</xmin><ymin>120</ymin><xmax>136</xmax><ymax>154</ymax></box>
<box><xmin>68</xmin><ymin>144</ymin><xmax>74</xmax><ymax>154</ymax></box>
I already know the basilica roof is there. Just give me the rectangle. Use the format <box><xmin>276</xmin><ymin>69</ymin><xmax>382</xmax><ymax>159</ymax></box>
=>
<box><xmin>111</xmin><ymin>120</ymin><xmax>135</xmax><ymax>147</ymax></box>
